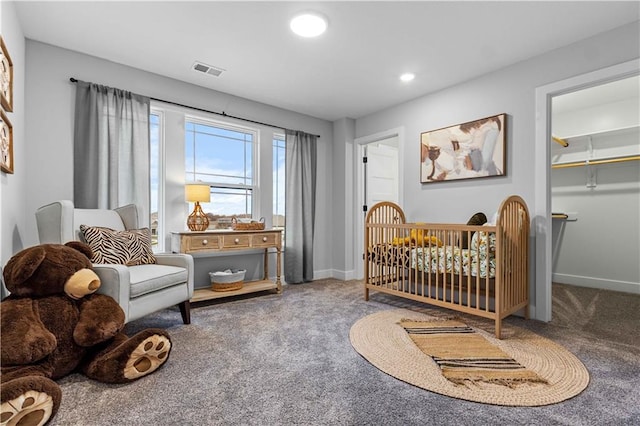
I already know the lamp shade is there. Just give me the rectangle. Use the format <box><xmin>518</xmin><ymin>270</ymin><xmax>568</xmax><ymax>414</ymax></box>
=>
<box><xmin>185</xmin><ymin>184</ymin><xmax>211</xmax><ymax>203</ymax></box>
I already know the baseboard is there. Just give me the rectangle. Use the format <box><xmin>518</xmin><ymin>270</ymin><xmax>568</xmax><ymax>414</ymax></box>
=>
<box><xmin>313</xmin><ymin>269</ymin><xmax>333</xmax><ymax>280</ymax></box>
<box><xmin>277</xmin><ymin>269</ymin><xmax>357</xmax><ymax>284</ymax></box>
<box><xmin>552</xmin><ymin>273</ymin><xmax>640</xmax><ymax>295</ymax></box>
<box><xmin>328</xmin><ymin>269</ymin><xmax>357</xmax><ymax>281</ymax></box>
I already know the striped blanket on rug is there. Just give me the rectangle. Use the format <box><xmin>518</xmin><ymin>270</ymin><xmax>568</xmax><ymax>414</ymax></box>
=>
<box><xmin>400</xmin><ymin>319</ymin><xmax>547</xmax><ymax>387</ymax></box>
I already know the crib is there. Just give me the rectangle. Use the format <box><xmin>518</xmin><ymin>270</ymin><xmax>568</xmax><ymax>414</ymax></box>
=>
<box><xmin>364</xmin><ymin>195</ymin><xmax>530</xmax><ymax>338</ymax></box>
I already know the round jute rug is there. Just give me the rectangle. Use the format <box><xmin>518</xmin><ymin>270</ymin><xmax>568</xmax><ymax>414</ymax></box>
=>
<box><xmin>350</xmin><ymin>309</ymin><xmax>590</xmax><ymax>406</ymax></box>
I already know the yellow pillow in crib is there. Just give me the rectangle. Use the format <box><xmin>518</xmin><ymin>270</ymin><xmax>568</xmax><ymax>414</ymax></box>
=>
<box><xmin>422</xmin><ymin>235</ymin><xmax>443</xmax><ymax>247</ymax></box>
<box><xmin>410</xmin><ymin>226</ymin><xmax>443</xmax><ymax>247</ymax></box>
<box><xmin>410</xmin><ymin>227</ymin><xmax>424</xmax><ymax>241</ymax></box>
<box><xmin>391</xmin><ymin>236</ymin><xmax>412</xmax><ymax>245</ymax></box>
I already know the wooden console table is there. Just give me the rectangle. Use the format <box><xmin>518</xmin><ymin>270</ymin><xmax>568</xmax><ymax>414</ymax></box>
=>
<box><xmin>170</xmin><ymin>229</ymin><xmax>282</xmax><ymax>303</ymax></box>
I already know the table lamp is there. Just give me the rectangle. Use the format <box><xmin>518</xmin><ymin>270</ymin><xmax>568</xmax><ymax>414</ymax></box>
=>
<box><xmin>185</xmin><ymin>184</ymin><xmax>211</xmax><ymax>231</ymax></box>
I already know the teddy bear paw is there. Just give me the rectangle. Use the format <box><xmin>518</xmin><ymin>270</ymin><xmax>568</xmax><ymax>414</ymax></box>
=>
<box><xmin>1</xmin><ymin>389</ymin><xmax>55</xmax><ymax>426</ymax></box>
<box><xmin>123</xmin><ymin>334</ymin><xmax>171</xmax><ymax>380</ymax></box>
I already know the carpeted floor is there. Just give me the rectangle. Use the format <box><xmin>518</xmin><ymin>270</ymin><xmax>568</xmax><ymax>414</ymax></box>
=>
<box><xmin>49</xmin><ymin>280</ymin><xmax>639</xmax><ymax>425</ymax></box>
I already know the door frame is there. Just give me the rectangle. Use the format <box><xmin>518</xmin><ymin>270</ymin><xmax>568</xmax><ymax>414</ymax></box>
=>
<box><xmin>533</xmin><ymin>59</ymin><xmax>639</xmax><ymax>322</ymax></box>
<box><xmin>354</xmin><ymin>127</ymin><xmax>404</xmax><ymax>280</ymax></box>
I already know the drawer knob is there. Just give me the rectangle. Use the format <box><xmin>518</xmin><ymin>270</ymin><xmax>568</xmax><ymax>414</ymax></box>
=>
<box><xmin>262</xmin><ymin>237</ymin><xmax>268</xmax><ymax>242</ymax></box>
<box><xmin>234</xmin><ymin>238</ymin><xmax>240</xmax><ymax>244</ymax></box>
<box><xmin>202</xmin><ymin>239</ymin><xmax>208</xmax><ymax>245</ymax></box>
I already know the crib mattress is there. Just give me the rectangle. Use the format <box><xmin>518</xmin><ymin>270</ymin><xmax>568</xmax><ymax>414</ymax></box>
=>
<box><xmin>368</xmin><ymin>232</ymin><xmax>497</xmax><ymax>279</ymax></box>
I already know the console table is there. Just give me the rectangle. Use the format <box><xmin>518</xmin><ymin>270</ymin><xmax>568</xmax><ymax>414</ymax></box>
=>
<box><xmin>170</xmin><ymin>229</ymin><xmax>282</xmax><ymax>303</ymax></box>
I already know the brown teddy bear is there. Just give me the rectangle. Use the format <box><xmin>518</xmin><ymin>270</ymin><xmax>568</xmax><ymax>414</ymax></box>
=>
<box><xmin>0</xmin><ymin>242</ymin><xmax>172</xmax><ymax>425</ymax></box>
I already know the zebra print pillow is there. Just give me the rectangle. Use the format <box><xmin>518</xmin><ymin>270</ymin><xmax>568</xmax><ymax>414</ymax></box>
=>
<box><xmin>79</xmin><ymin>225</ymin><xmax>157</xmax><ymax>266</ymax></box>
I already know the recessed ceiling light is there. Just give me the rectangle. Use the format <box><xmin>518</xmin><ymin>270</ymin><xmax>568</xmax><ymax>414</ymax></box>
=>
<box><xmin>290</xmin><ymin>12</ymin><xmax>328</xmax><ymax>38</ymax></box>
<box><xmin>400</xmin><ymin>73</ymin><xmax>415</xmax><ymax>82</ymax></box>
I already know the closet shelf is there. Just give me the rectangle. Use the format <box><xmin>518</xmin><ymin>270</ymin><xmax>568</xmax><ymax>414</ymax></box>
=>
<box><xmin>554</xmin><ymin>124</ymin><xmax>639</xmax><ymax>141</ymax></box>
<box><xmin>552</xmin><ymin>154</ymin><xmax>640</xmax><ymax>169</ymax></box>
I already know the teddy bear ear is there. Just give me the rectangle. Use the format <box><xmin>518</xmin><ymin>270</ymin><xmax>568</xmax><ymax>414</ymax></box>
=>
<box><xmin>5</xmin><ymin>246</ymin><xmax>47</xmax><ymax>287</ymax></box>
<box><xmin>65</xmin><ymin>241</ymin><xmax>94</xmax><ymax>260</ymax></box>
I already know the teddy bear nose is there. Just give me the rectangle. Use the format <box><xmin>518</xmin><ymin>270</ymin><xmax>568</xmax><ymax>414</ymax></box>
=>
<box><xmin>65</xmin><ymin>268</ymin><xmax>101</xmax><ymax>299</ymax></box>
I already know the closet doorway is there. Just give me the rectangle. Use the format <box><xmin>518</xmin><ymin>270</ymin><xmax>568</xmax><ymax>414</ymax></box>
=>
<box><xmin>355</xmin><ymin>128</ymin><xmax>404</xmax><ymax>280</ymax></box>
<box><xmin>534</xmin><ymin>59</ymin><xmax>639</xmax><ymax>322</ymax></box>
<box><xmin>551</xmin><ymin>75</ymin><xmax>640</xmax><ymax>295</ymax></box>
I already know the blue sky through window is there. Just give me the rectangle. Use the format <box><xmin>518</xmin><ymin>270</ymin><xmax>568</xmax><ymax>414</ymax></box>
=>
<box><xmin>185</xmin><ymin>121</ymin><xmax>254</xmax><ymax>218</ymax></box>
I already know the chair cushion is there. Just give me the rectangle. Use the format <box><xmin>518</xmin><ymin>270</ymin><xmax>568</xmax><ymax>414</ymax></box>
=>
<box><xmin>80</xmin><ymin>225</ymin><xmax>156</xmax><ymax>266</ymax></box>
<box><xmin>128</xmin><ymin>264</ymin><xmax>188</xmax><ymax>298</ymax></box>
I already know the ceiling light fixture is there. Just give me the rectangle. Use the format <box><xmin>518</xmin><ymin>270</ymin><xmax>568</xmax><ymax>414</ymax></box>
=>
<box><xmin>290</xmin><ymin>12</ymin><xmax>328</xmax><ymax>38</ymax></box>
<box><xmin>400</xmin><ymin>73</ymin><xmax>415</xmax><ymax>82</ymax></box>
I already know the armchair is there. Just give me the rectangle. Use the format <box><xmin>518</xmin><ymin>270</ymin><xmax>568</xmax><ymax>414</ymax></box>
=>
<box><xmin>35</xmin><ymin>200</ymin><xmax>193</xmax><ymax>324</ymax></box>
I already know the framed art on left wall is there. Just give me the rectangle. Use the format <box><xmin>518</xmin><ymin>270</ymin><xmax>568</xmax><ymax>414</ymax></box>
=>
<box><xmin>1</xmin><ymin>109</ymin><xmax>13</xmax><ymax>174</ymax></box>
<box><xmin>1</xmin><ymin>36</ymin><xmax>13</xmax><ymax>112</ymax></box>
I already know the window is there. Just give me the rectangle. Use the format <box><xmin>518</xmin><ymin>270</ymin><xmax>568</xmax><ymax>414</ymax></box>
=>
<box><xmin>149</xmin><ymin>102</ymin><xmax>283</xmax><ymax>242</ymax></box>
<box><xmin>273</xmin><ymin>134</ymin><xmax>286</xmax><ymax>231</ymax></box>
<box><xmin>149</xmin><ymin>112</ymin><xmax>162</xmax><ymax>250</ymax></box>
<box><xmin>185</xmin><ymin>119</ymin><xmax>255</xmax><ymax>229</ymax></box>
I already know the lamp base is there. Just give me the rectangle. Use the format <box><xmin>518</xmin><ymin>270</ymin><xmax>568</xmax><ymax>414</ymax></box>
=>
<box><xmin>187</xmin><ymin>202</ymin><xmax>209</xmax><ymax>231</ymax></box>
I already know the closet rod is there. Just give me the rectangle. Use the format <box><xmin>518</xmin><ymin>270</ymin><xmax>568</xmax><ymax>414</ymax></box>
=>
<box><xmin>552</xmin><ymin>155</ymin><xmax>640</xmax><ymax>169</ymax></box>
<box><xmin>552</xmin><ymin>136</ymin><xmax>568</xmax><ymax>147</ymax></box>
<box><xmin>69</xmin><ymin>77</ymin><xmax>320</xmax><ymax>138</ymax></box>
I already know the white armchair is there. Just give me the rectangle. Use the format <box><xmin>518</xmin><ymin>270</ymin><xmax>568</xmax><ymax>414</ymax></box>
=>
<box><xmin>35</xmin><ymin>200</ymin><xmax>193</xmax><ymax>324</ymax></box>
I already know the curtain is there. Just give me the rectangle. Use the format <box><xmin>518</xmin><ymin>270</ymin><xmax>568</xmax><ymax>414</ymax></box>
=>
<box><xmin>73</xmin><ymin>80</ymin><xmax>151</xmax><ymax>225</ymax></box>
<box><xmin>284</xmin><ymin>130</ymin><xmax>317</xmax><ymax>283</ymax></box>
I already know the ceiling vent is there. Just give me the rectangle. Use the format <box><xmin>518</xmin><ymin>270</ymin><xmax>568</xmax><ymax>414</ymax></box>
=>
<box><xmin>192</xmin><ymin>61</ymin><xmax>225</xmax><ymax>77</ymax></box>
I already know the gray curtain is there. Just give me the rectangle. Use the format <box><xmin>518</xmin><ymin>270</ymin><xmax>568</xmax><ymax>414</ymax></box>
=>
<box><xmin>73</xmin><ymin>80</ymin><xmax>151</xmax><ymax>225</ymax></box>
<box><xmin>284</xmin><ymin>130</ymin><xmax>317</xmax><ymax>283</ymax></box>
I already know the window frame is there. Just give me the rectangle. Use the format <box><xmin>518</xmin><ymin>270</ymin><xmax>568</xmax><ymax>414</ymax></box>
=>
<box><xmin>184</xmin><ymin>115</ymin><xmax>260</xmax><ymax>225</ymax></box>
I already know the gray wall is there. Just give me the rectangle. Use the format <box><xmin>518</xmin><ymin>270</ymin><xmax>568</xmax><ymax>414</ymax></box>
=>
<box><xmin>352</xmin><ymin>21</ymin><xmax>640</xmax><ymax>317</ymax></box>
<box><xmin>0</xmin><ymin>2</ymin><xmax>27</xmax><ymax>274</ymax></box>
<box><xmin>332</xmin><ymin>118</ymin><xmax>356</xmax><ymax>279</ymax></box>
<box><xmin>20</xmin><ymin>40</ymin><xmax>335</xmax><ymax>283</ymax></box>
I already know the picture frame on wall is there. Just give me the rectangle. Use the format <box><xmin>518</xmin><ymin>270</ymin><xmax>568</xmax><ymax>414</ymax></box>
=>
<box><xmin>1</xmin><ymin>36</ymin><xmax>13</xmax><ymax>112</ymax></box>
<box><xmin>1</xmin><ymin>109</ymin><xmax>13</xmax><ymax>174</ymax></box>
<box><xmin>420</xmin><ymin>113</ymin><xmax>506</xmax><ymax>183</ymax></box>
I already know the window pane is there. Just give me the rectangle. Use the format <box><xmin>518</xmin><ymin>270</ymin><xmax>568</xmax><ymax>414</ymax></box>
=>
<box><xmin>149</xmin><ymin>113</ymin><xmax>160</xmax><ymax>249</ymax></box>
<box><xmin>273</xmin><ymin>136</ymin><xmax>286</xmax><ymax>229</ymax></box>
<box><xmin>185</xmin><ymin>121</ymin><xmax>253</xmax><ymax>187</ymax></box>
<box><xmin>185</xmin><ymin>130</ymin><xmax>195</xmax><ymax>176</ymax></box>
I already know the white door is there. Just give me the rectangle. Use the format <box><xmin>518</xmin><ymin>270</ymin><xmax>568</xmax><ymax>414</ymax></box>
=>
<box><xmin>355</xmin><ymin>134</ymin><xmax>401</xmax><ymax>280</ymax></box>
<box><xmin>365</xmin><ymin>142</ymin><xmax>399</xmax><ymax>208</ymax></box>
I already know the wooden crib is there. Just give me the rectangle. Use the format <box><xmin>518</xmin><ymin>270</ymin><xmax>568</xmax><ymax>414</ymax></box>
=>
<box><xmin>364</xmin><ymin>195</ymin><xmax>530</xmax><ymax>338</ymax></box>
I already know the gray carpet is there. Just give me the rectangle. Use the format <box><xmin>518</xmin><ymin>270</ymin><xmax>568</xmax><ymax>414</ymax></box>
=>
<box><xmin>49</xmin><ymin>280</ymin><xmax>639</xmax><ymax>425</ymax></box>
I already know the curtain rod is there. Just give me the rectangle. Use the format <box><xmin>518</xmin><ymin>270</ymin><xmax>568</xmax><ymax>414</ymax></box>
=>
<box><xmin>69</xmin><ymin>78</ymin><xmax>320</xmax><ymax>138</ymax></box>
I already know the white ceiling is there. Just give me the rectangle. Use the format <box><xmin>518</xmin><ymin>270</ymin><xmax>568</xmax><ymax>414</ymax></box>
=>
<box><xmin>13</xmin><ymin>1</ymin><xmax>640</xmax><ymax>121</ymax></box>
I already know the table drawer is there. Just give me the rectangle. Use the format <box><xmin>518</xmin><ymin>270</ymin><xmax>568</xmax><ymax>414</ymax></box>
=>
<box><xmin>186</xmin><ymin>235</ymin><xmax>220</xmax><ymax>252</ymax></box>
<box><xmin>222</xmin><ymin>234</ymin><xmax>251</xmax><ymax>249</ymax></box>
<box><xmin>252</xmin><ymin>233</ymin><xmax>279</xmax><ymax>248</ymax></box>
